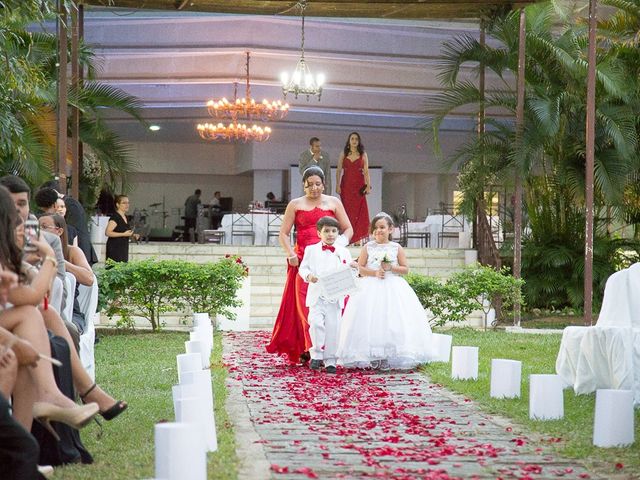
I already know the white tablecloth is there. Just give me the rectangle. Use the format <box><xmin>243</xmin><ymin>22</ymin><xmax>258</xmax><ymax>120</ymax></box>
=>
<box><xmin>556</xmin><ymin>263</ymin><xmax>640</xmax><ymax>405</ymax></box>
<box><xmin>424</xmin><ymin>215</ymin><xmax>471</xmax><ymax>248</ymax></box>
<box><xmin>221</xmin><ymin>213</ymin><xmax>281</xmax><ymax>246</ymax></box>
<box><xmin>89</xmin><ymin>215</ymin><xmax>110</xmax><ymax>244</ymax></box>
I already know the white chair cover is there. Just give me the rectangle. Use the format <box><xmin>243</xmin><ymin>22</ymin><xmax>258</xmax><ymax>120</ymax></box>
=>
<box><xmin>49</xmin><ymin>276</ymin><xmax>64</xmax><ymax>314</ymax></box>
<box><xmin>62</xmin><ymin>272</ymin><xmax>76</xmax><ymax>323</ymax></box>
<box><xmin>77</xmin><ymin>274</ymin><xmax>98</xmax><ymax>381</ymax></box>
<box><xmin>556</xmin><ymin>263</ymin><xmax>640</xmax><ymax>405</ymax></box>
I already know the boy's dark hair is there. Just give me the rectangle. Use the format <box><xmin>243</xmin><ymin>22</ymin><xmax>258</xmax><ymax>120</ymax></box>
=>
<box><xmin>34</xmin><ymin>188</ymin><xmax>59</xmax><ymax>209</ymax></box>
<box><xmin>316</xmin><ymin>216</ymin><xmax>339</xmax><ymax>231</ymax></box>
<box><xmin>195</xmin><ymin>189</ymin><xmax>201</xmax><ymax>195</ymax></box>
<box><xmin>0</xmin><ymin>175</ymin><xmax>30</xmax><ymax>195</ymax></box>
<box><xmin>40</xmin><ymin>180</ymin><xmax>61</xmax><ymax>191</ymax></box>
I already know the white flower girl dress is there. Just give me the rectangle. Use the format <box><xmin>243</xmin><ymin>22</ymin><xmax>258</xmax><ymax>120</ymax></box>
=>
<box><xmin>337</xmin><ymin>241</ymin><xmax>433</xmax><ymax>369</ymax></box>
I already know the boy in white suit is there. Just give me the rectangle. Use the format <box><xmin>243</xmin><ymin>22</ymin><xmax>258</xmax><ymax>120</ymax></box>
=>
<box><xmin>299</xmin><ymin>216</ymin><xmax>354</xmax><ymax>373</ymax></box>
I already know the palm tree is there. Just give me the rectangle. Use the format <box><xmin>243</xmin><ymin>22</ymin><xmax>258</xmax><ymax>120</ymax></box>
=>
<box><xmin>427</xmin><ymin>1</ymin><xmax>640</xmax><ymax>310</ymax></box>
<box><xmin>0</xmin><ymin>1</ymin><xmax>144</xmax><ymax>199</ymax></box>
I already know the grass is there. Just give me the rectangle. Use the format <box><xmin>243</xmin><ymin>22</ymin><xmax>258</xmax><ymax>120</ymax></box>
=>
<box><xmin>421</xmin><ymin>328</ymin><xmax>640</xmax><ymax>477</ymax></box>
<box><xmin>55</xmin><ymin>330</ymin><xmax>238</xmax><ymax>480</ymax></box>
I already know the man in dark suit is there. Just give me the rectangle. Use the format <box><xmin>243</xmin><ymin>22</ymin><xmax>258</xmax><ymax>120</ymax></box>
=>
<box><xmin>184</xmin><ymin>189</ymin><xmax>202</xmax><ymax>242</ymax></box>
<box><xmin>299</xmin><ymin>137</ymin><xmax>332</xmax><ymax>195</ymax></box>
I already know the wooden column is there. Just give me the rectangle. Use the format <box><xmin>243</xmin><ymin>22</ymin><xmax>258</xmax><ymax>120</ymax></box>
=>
<box><xmin>474</xmin><ymin>19</ymin><xmax>486</xmax><ymax>251</ymax></box>
<box><xmin>513</xmin><ymin>8</ymin><xmax>526</xmax><ymax>327</ymax></box>
<box><xmin>56</xmin><ymin>0</ymin><xmax>68</xmax><ymax>194</ymax></box>
<box><xmin>584</xmin><ymin>0</ymin><xmax>598</xmax><ymax>325</ymax></box>
<box><xmin>70</xmin><ymin>2</ymin><xmax>80</xmax><ymax>198</ymax></box>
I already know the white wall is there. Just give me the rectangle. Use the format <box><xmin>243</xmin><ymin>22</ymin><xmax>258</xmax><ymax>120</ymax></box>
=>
<box><xmin>253</xmin><ymin>170</ymin><xmax>284</xmax><ymax>204</ymax></box>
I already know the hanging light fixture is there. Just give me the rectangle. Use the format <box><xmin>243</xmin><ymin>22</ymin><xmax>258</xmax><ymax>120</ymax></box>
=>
<box><xmin>281</xmin><ymin>0</ymin><xmax>325</xmax><ymax>100</ymax></box>
<box><xmin>207</xmin><ymin>52</ymin><xmax>289</xmax><ymax>121</ymax></box>
<box><xmin>197</xmin><ymin>52</ymin><xmax>284</xmax><ymax>142</ymax></box>
<box><xmin>197</xmin><ymin>122</ymin><xmax>272</xmax><ymax>142</ymax></box>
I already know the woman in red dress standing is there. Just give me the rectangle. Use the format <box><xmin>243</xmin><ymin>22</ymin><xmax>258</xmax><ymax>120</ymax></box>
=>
<box><xmin>336</xmin><ymin>132</ymin><xmax>371</xmax><ymax>244</ymax></box>
<box><xmin>266</xmin><ymin>167</ymin><xmax>353</xmax><ymax>364</ymax></box>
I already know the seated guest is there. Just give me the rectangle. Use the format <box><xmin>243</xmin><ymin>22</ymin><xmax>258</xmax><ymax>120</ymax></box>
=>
<box><xmin>266</xmin><ymin>192</ymin><xmax>278</xmax><ymax>203</ymax></box>
<box><xmin>34</xmin><ymin>188</ymin><xmax>78</xmax><ymax>246</ymax></box>
<box><xmin>0</xmin><ymin>325</ymin><xmax>49</xmax><ymax>480</ymax></box>
<box><xmin>39</xmin><ymin>181</ymin><xmax>98</xmax><ymax>265</ymax></box>
<box><xmin>0</xmin><ymin>186</ymin><xmax>126</xmax><ymax>423</ymax></box>
<box><xmin>38</xmin><ymin>214</ymin><xmax>93</xmax><ymax>336</ymax></box>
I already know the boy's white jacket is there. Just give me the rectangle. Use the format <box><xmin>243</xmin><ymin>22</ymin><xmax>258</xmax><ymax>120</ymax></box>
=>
<box><xmin>298</xmin><ymin>242</ymin><xmax>353</xmax><ymax>307</ymax></box>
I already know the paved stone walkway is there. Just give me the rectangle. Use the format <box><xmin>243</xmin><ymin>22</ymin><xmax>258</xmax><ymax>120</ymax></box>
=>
<box><xmin>224</xmin><ymin>331</ymin><xmax>601</xmax><ymax>480</ymax></box>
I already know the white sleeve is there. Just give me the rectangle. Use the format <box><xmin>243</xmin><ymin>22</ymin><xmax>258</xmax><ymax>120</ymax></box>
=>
<box><xmin>335</xmin><ymin>234</ymin><xmax>348</xmax><ymax>248</ymax></box>
<box><xmin>298</xmin><ymin>250</ymin><xmax>313</xmax><ymax>282</ymax></box>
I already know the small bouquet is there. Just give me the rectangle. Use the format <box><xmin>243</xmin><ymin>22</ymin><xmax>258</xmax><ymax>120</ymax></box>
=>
<box><xmin>374</xmin><ymin>252</ymin><xmax>391</xmax><ymax>265</ymax></box>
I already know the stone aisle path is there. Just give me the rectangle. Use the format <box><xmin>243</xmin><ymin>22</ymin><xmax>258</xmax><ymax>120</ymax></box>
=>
<box><xmin>224</xmin><ymin>332</ymin><xmax>600</xmax><ymax>480</ymax></box>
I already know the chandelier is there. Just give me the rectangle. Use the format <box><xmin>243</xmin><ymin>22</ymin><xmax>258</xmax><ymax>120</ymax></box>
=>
<box><xmin>197</xmin><ymin>52</ymin><xmax>284</xmax><ymax>142</ymax></box>
<box><xmin>281</xmin><ymin>0</ymin><xmax>325</xmax><ymax>100</ymax></box>
<box><xmin>207</xmin><ymin>52</ymin><xmax>289</xmax><ymax>121</ymax></box>
<box><xmin>197</xmin><ymin>122</ymin><xmax>272</xmax><ymax>142</ymax></box>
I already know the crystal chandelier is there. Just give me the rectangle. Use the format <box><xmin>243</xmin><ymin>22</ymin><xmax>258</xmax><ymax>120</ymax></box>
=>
<box><xmin>281</xmin><ymin>0</ymin><xmax>325</xmax><ymax>100</ymax></box>
<box><xmin>197</xmin><ymin>122</ymin><xmax>272</xmax><ymax>142</ymax></box>
<box><xmin>207</xmin><ymin>52</ymin><xmax>289</xmax><ymax>121</ymax></box>
<box><xmin>197</xmin><ymin>52</ymin><xmax>284</xmax><ymax>142</ymax></box>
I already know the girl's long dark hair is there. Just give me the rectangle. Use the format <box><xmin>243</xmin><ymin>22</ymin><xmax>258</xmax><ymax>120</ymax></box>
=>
<box><xmin>343</xmin><ymin>131</ymin><xmax>364</xmax><ymax>157</ymax></box>
<box><xmin>0</xmin><ymin>185</ymin><xmax>23</xmax><ymax>275</ymax></box>
<box><xmin>41</xmin><ymin>213</ymin><xmax>70</xmax><ymax>261</ymax></box>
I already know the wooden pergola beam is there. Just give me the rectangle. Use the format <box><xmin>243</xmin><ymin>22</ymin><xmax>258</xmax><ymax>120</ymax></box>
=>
<box><xmin>79</xmin><ymin>0</ymin><xmax>538</xmax><ymax>20</ymax></box>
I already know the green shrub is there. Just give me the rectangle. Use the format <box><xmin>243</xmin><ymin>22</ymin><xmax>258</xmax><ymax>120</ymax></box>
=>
<box><xmin>96</xmin><ymin>256</ymin><xmax>247</xmax><ymax>331</ymax></box>
<box><xmin>406</xmin><ymin>273</ymin><xmax>475</xmax><ymax>327</ymax></box>
<box><xmin>407</xmin><ymin>264</ymin><xmax>524</xmax><ymax>328</ymax></box>
<box><xmin>448</xmin><ymin>264</ymin><xmax>524</xmax><ymax>328</ymax></box>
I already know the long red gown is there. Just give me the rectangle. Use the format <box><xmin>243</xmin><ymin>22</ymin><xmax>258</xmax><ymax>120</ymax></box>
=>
<box><xmin>340</xmin><ymin>155</ymin><xmax>370</xmax><ymax>244</ymax></box>
<box><xmin>266</xmin><ymin>207</ymin><xmax>336</xmax><ymax>363</ymax></box>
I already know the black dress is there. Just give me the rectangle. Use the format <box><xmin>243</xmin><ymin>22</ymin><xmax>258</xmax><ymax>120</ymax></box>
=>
<box><xmin>105</xmin><ymin>213</ymin><xmax>130</xmax><ymax>262</ymax></box>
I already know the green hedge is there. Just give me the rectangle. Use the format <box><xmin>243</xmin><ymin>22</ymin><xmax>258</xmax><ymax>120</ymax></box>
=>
<box><xmin>407</xmin><ymin>264</ymin><xmax>524</xmax><ymax>328</ymax></box>
<box><xmin>96</xmin><ymin>256</ymin><xmax>247</xmax><ymax>330</ymax></box>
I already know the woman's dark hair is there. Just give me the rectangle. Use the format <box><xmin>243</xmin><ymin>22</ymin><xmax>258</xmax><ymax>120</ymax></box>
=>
<box><xmin>302</xmin><ymin>166</ymin><xmax>325</xmax><ymax>184</ymax></box>
<box><xmin>343</xmin><ymin>131</ymin><xmax>364</xmax><ymax>157</ymax></box>
<box><xmin>114</xmin><ymin>194</ymin><xmax>128</xmax><ymax>208</ymax></box>
<box><xmin>0</xmin><ymin>185</ymin><xmax>23</xmax><ymax>275</ymax></box>
<box><xmin>370</xmin><ymin>211</ymin><xmax>394</xmax><ymax>240</ymax></box>
<box><xmin>41</xmin><ymin>213</ymin><xmax>70</xmax><ymax>261</ymax></box>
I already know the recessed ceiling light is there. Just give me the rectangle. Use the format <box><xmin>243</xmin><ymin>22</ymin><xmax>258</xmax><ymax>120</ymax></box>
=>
<box><xmin>149</xmin><ymin>125</ymin><xmax>160</xmax><ymax>131</ymax></box>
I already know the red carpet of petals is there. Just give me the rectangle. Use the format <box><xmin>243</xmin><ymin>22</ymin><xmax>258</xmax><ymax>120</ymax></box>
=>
<box><xmin>224</xmin><ymin>332</ymin><xmax>598</xmax><ymax>480</ymax></box>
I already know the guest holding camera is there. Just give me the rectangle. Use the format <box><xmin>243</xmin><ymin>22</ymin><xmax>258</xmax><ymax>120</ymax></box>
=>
<box><xmin>336</xmin><ymin>131</ymin><xmax>371</xmax><ymax>244</ymax></box>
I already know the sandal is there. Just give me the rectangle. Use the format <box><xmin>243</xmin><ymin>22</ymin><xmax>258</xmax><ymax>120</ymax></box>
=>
<box><xmin>80</xmin><ymin>383</ymin><xmax>128</xmax><ymax>421</ymax></box>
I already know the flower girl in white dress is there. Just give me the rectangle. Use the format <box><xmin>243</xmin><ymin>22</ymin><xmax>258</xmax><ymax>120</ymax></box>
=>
<box><xmin>337</xmin><ymin>212</ymin><xmax>433</xmax><ymax>369</ymax></box>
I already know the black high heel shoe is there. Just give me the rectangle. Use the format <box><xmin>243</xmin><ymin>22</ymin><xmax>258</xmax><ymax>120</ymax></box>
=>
<box><xmin>79</xmin><ymin>383</ymin><xmax>128</xmax><ymax>421</ymax></box>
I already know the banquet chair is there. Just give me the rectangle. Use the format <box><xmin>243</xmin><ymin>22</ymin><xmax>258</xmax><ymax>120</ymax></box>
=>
<box><xmin>437</xmin><ymin>214</ymin><xmax>464</xmax><ymax>248</ymax></box>
<box><xmin>231</xmin><ymin>213</ymin><xmax>255</xmax><ymax>244</ymax></box>
<box><xmin>77</xmin><ymin>274</ymin><xmax>98</xmax><ymax>381</ymax></box>
<box><xmin>49</xmin><ymin>276</ymin><xmax>64</xmax><ymax>314</ymax></box>
<box><xmin>202</xmin><ymin>229</ymin><xmax>225</xmax><ymax>244</ymax></box>
<box><xmin>62</xmin><ymin>272</ymin><xmax>76</xmax><ymax>324</ymax></box>
<box><xmin>398</xmin><ymin>204</ymin><xmax>430</xmax><ymax>248</ymax></box>
<box><xmin>266</xmin><ymin>213</ymin><xmax>283</xmax><ymax>246</ymax></box>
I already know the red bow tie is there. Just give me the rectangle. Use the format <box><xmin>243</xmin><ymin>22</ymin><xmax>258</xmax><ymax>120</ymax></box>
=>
<box><xmin>322</xmin><ymin>245</ymin><xmax>335</xmax><ymax>253</ymax></box>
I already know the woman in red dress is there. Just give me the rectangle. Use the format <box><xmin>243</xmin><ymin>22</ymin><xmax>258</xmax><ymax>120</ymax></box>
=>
<box><xmin>336</xmin><ymin>132</ymin><xmax>371</xmax><ymax>244</ymax></box>
<box><xmin>266</xmin><ymin>167</ymin><xmax>353</xmax><ymax>364</ymax></box>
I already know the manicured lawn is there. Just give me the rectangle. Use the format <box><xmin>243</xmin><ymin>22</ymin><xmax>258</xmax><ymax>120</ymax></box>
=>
<box><xmin>55</xmin><ymin>330</ymin><xmax>237</xmax><ymax>480</ymax></box>
<box><xmin>422</xmin><ymin>328</ymin><xmax>639</xmax><ymax>476</ymax></box>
